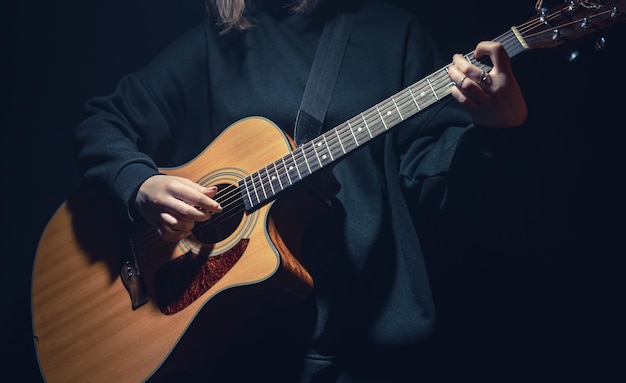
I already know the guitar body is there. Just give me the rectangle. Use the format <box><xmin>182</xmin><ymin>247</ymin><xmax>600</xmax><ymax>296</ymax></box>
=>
<box><xmin>32</xmin><ymin>117</ymin><xmax>319</xmax><ymax>383</ymax></box>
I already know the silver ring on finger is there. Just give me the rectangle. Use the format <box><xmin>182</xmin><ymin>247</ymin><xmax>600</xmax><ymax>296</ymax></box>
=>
<box><xmin>457</xmin><ymin>75</ymin><xmax>468</xmax><ymax>88</ymax></box>
<box><xmin>480</xmin><ymin>70</ymin><xmax>490</xmax><ymax>84</ymax></box>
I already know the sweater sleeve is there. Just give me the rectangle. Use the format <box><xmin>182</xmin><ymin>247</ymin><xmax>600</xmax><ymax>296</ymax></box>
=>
<box><xmin>74</xmin><ymin>73</ymin><xmax>168</xmax><ymax>218</ymax></box>
<box><xmin>398</xmin><ymin>99</ymin><xmax>531</xmax><ymax>214</ymax></box>
<box><xmin>73</xmin><ymin>22</ymin><xmax>211</xmax><ymax>219</ymax></box>
<box><xmin>392</xmin><ymin>15</ymin><xmax>532</xmax><ymax>217</ymax></box>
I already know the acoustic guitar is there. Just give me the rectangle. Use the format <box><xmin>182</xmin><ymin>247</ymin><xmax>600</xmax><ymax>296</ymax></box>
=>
<box><xmin>32</xmin><ymin>2</ymin><xmax>625</xmax><ymax>382</ymax></box>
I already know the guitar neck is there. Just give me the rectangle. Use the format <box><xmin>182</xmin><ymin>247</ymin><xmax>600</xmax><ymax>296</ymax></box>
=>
<box><xmin>238</xmin><ymin>28</ymin><xmax>524</xmax><ymax>212</ymax></box>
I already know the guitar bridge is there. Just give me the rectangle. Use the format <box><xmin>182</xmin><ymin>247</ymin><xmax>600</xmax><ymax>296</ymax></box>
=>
<box><xmin>120</xmin><ymin>237</ymin><xmax>150</xmax><ymax>309</ymax></box>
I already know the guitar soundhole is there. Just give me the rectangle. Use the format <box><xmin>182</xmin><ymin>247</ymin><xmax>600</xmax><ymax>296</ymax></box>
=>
<box><xmin>192</xmin><ymin>183</ymin><xmax>245</xmax><ymax>244</ymax></box>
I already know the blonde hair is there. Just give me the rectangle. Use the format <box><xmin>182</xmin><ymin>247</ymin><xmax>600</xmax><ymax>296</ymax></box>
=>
<box><xmin>205</xmin><ymin>0</ymin><xmax>320</xmax><ymax>33</ymax></box>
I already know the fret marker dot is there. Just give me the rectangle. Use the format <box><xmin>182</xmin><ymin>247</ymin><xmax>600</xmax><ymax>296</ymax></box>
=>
<box><xmin>271</xmin><ymin>176</ymin><xmax>276</xmax><ymax>180</ymax></box>
<box><xmin>420</xmin><ymin>92</ymin><xmax>426</xmax><ymax>96</ymax></box>
<box><xmin>289</xmin><ymin>166</ymin><xmax>294</xmax><ymax>170</ymax></box>
<box><xmin>387</xmin><ymin>111</ymin><xmax>392</xmax><ymax>116</ymax></box>
<box><xmin>322</xmin><ymin>155</ymin><xmax>327</xmax><ymax>160</ymax></box>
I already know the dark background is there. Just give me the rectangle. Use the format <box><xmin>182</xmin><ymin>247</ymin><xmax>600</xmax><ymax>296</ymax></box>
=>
<box><xmin>3</xmin><ymin>0</ymin><xmax>624</xmax><ymax>381</ymax></box>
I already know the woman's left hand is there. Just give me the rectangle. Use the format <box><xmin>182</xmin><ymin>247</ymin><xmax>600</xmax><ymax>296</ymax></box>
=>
<box><xmin>448</xmin><ymin>41</ymin><xmax>528</xmax><ymax>128</ymax></box>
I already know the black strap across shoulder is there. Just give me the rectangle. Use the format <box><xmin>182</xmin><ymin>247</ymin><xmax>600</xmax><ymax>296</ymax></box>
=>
<box><xmin>294</xmin><ymin>13</ymin><xmax>353</xmax><ymax>146</ymax></box>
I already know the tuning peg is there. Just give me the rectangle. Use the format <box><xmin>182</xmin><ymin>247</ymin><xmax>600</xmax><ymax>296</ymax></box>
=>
<box><xmin>580</xmin><ymin>17</ymin><xmax>592</xmax><ymax>29</ymax></box>
<box><xmin>566</xmin><ymin>1</ymin><xmax>578</xmax><ymax>14</ymax></box>
<box><xmin>539</xmin><ymin>8</ymin><xmax>551</xmax><ymax>26</ymax></box>
<box><xmin>567</xmin><ymin>49</ymin><xmax>580</xmax><ymax>62</ymax></box>
<box><xmin>567</xmin><ymin>36</ymin><xmax>608</xmax><ymax>62</ymax></box>
<box><xmin>594</xmin><ymin>37</ymin><xmax>607</xmax><ymax>51</ymax></box>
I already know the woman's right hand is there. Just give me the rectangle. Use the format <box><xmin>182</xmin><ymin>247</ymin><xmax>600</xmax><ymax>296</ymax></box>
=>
<box><xmin>133</xmin><ymin>175</ymin><xmax>222</xmax><ymax>241</ymax></box>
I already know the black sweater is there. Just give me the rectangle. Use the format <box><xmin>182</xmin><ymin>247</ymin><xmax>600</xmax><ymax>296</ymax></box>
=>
<box><xmin>74</xmin><ymin>1</ymin><xmax>526</xmax><ymax>381</ymax></box>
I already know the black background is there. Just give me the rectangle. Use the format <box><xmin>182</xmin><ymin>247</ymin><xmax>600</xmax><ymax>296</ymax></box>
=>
<box><xmin>3</xmin><ymin>0</ymin><xmax>625</xmax><ymax>381</ymax></box>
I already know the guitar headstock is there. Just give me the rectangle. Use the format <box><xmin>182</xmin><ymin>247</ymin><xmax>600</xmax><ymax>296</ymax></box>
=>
<box><xmin>516</xmin><ymin>0</ymin><xmax>625</xmax><ymax>51</ymax></box>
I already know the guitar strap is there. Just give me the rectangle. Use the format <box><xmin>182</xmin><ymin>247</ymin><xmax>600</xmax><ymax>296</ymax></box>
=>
<box><xmin>294</xmin><ymin>13</ymin><xmax>353</xmax><ymax>146</ymax></box>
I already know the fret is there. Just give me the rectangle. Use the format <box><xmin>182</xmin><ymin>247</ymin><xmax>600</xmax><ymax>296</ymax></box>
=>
<box><xmin>377</xmin><ymin>98</ymin><xmax>404</xmax><ymax>129</ymax></box>
<box><xmin>334</xmin><ymin>127</ymin><xmax>347</xmax><ymax>154</ymax></box>
<box><xmin>288</xmin><ymin>151</ymin><xmax>302</xmax><ymax>182</ymax></box>
<box><xmin>426</xmin><ymin>78</ymin><xmax>439</xmax><ymax>100</ymax></box>
<box><xmin>431</xmin><ymin>70</ymin><xmax>453</xmax><ymax>98</ymax></box>
<box><xmin>272</xmin><ymin>161</ymin><xmax>284</xmax><ymax>190</ymax></box>
<box><xmin>407</xmin><ymin>87</ymin><xmax>421</xmax><ymax>111</ymax></box>
<box><xmin>375</xmin><ymin>105</ymin><xmax>388</xmax><ymax>130</ymax></box>
<box><xmin>292</xmin><ymin>147</ymin><xmax>308</xmax><ymax>179</ymax></box>
<box><xmin>250</xmin><ymin>173</ymin><xmax>261</xmax><ymax>204</ymax></box>
<box><xmin>320</xmin><ymin>135</ymin><xmax>335</xmax><ymax>162</ymax></box>
<box><xmin>262</xmin><ymin>167</ymin><xmax>274</xmax><ymax>196</ymax></box>
<box><xmin>393</xmin><ymin>88</ymin><xmax>417</xmax><ymax>120</ymax></box>
<box><xmin>264</xmin><ymin>166</ymin><xmax>281</xmax><ymax>197</ymax></box>
<box><xmin>280</xmin><ymin>157</ymin><xmax>293</xmax><ymax>186</ymax></box>
<box><xmin>353</xmin><ymin>118</ymin><xmax>368</xmax><ymax>141</ymax></box>
<box><xmin>413</xmin><ymin>81</ymin><xmax>438</xmax><ymax>109</ymax></box>
<box><xmin>462</xmin><ymin>52</ymin><xmax>493</xmax><ymax>74</ymax></box>
<box><xmin>305</xmin><ymin>141</ymin><xmax>326</xmax><ymax>173</ymax></box>
<box><xmin>444</xmin><ymin>65</ymin><xmax>452</xmax><ymax>84</ymax></box>
<box><xmin>362</xmin><ymin>108</ymin><xmax>385</xmax><ymax>137</ymax></box>
<box><xmin>257</xmin><ymin>170</ymin><xmax>268</xmax><ymax>201</ymax></box>
<box><xmin>315</xmin><ymin>141</ymin><xmax>332</xmax><ymax>167</ymax></box>
<box><xmin>338</xmin><ymin>122</ymin><xmax>358</xmax><ymax>152</ymax></box>
<box><xmin>391</xmin><ymin>96</ymin><xmax>404</xmax><ymax>120</ymax></box>
<box><xmin>242</xmin><ymin>177</ymin><xmax>255</xmax><ymax>209</ymax></box>
<box><xmin>473</xmin><ymin>56</ymin><xmax>493</xmax><ymax>73</ymax></box>
<box><xmin>347</xmin><ymin>120</ymin><xmax>361</xmax><ymax>147</ymax></box>
<box><xmin>301</xmin><ymin>143</ymin><xmax>319</xmax><ymax>174</ymax></box>
<box><xmin>360</xmin><ymin>114</ymin><xmax>374</xmax><ymax>139</ymax></box>
<box><xmin>301</xmin><ymin>144</ymin><xmax>313</xmax><ymax>175</ymax></box>
<box><xmin>327</xmin><ymin>132</ymin><xmax>344</xmax><ymax>161</ymax></box>
<box><xmin>309</xmin><ymin>140</ymin><xmax>324</xmax><ymax>169</ymax></box>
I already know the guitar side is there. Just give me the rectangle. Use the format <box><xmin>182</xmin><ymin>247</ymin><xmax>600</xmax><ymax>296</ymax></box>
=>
<box><xmin>31</xmin><ymin>117</ymin><xmax>316</xmax><ymax>383</ymax></box>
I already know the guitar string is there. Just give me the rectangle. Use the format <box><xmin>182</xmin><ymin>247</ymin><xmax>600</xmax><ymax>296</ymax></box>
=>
<box><xmin>133</xmin><ymin>6</ymin><xmax>591</xmax><ymax>251</ymax></box>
